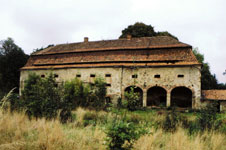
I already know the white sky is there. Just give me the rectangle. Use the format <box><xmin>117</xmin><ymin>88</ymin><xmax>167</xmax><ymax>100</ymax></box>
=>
<box><xmin>0</xmin><ymin>0</ymin><xmax>226</xmax><ymax>83</ymax></box>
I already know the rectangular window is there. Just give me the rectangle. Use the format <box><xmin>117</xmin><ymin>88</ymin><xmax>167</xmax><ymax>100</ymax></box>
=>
<box><xmin>132</xmin><ymin>74</ymin><xmax>138</xmax><ymax>78</ymax></box>
<box><xmin>54</xmin><ymin>74</ymin><xmax>59</xmax><ymax>78</ymax></box>
<box><xmin>154</xmin><ymin>74</ymin><xmax>160</xmax><ymax>78</ymax></box>
<box><xmin>106</xmin><ymin>84</ymin><xmax>111</xmax><ymax>87</ymax></box>
<box><xmin>178</xmin><ymin>74</ymin><xmax>184</xmax><ymax>78</ymax></box>
<box><xmin>105</xmin><ymin>74</ymin><xmax>111</xmax><ymax>77</ymax></box>
<box><xmin>90</xmin><ymin>74</ymin><xmax>95</xmax><ymax>77</ymax></box>
<box><xmin>76</xmin><ymin>74</ymin><xmax>81</xmax><ymax>78</ymax></box>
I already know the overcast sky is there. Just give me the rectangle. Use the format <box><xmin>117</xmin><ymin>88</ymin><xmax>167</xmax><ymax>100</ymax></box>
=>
<box><xmin>0</xmin><ymin>0</ymin><xmax>225</xmax><ymax>83</ymax></box>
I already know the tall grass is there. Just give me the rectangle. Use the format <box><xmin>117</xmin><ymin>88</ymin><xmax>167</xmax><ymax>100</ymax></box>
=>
<box><xmin>0</xmin><ymin>109</ymin><xmax>106</xmax><ymax>150</ymax></box>
<box><xmin>1</xmin><ymin>107</ymin><xmax>226</xmax><ymax>150</ymax></box>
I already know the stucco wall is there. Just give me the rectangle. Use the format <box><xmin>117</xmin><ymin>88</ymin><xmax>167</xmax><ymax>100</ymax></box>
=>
<box><xmin>20</xmin><ymin>65</ymin><xmax>201</xmax><ymax>108</ymax></box>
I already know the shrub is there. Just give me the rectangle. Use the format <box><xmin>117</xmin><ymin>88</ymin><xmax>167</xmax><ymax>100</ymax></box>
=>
<box><xmin>197</xmin><ymin>102</ymin><xmax>219</xmax><ymax>131</ymax></box>
<box><xmin>124</xmin><ymin>87</ymin><xmax>142</xmax><ymax>111</ymax></box>
<box><xmin>21</xmin><ymin>73</ymin><xmax>62</xmax><ymax>119</ymax></box>
<box><xmin>162</xmin><ymin>108</ymin><xmax>180</xmax><ymax>132</ymax></box>
<box><xmin>63</xmin><ymin>78</ymin><xmax>90</xmax><ymax>109</ymax></box>
<box><xmin>88</xmin><ymin>77</ymin><xmax>107</xmax><ymax>110</ymax></box>
<box><xmin>105</xmin><ymin>120</ymin><xmax>144</xmax><ymax>150</ymax></box>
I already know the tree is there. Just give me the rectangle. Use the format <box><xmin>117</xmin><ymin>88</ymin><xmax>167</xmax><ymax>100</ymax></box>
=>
<box><xmin>0</xmin><ymin>38</ymin><xmax>29</xmax><ymax>94</ymax></box>
<box><xmin>119</xmin><ymin>22</ymin><xmax>178</xmax><ymax>40</ymax></box>
<box><xmin>193</xmin><ymin>48</ymin><xmax>226</xmax><ymax>89</ymax></box>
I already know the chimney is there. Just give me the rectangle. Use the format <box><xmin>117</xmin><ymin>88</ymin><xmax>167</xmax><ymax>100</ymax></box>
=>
<box><xmin>127</xmin><ymin>34</ymin><xmax>132</xmax><ymax>40</ymax></box>
<box><xmin>84</xmin><ymin>37</ymin><xmax>89</xmax><ymax>43</ymax></box>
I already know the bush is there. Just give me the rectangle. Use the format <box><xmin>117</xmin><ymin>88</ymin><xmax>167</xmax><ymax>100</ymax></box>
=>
<box><xmin>21</xmin><ymin>73</ymin><xmax>62</xmax><ymax>119</ymax></box>
<box><xmin>124</xmin><ymin>87</ymin><xmax>142</xmax><ymax>111</ymax></box>
<box><xmin>105</xmin><ymin>120</ymin><xmax>145</xmax><ymax>150</ymax></box>
<box><xmin>63</xmin><ymin>78</ymin><xmax>90</xmax><ymax>109</ymax></box>
<box><xmin>197</xmin><ymin>102</ymin><xmax>219</xmax><ymax>131</ymax></box>
<box><xmin>162</xmin><ymin>108</ymin><xmax>181</xmax><ymax>132</ymax></box>
<box><xmin>88</xmin><ymin>77</ymin><xmax>107</xmax><ymax>110</ymax></box>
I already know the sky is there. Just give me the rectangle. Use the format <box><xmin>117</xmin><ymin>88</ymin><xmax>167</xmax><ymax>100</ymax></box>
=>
<box><xmin>0</xmin><ymin>0</ymin><xmax>226</xmax><ymax>83</ymax></box>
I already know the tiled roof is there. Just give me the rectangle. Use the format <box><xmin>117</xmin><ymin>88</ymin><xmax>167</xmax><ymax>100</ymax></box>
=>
<box><xmin>21</xmin><ymin>36</ymin><xmax>200</xmax><ymax>70</ymax></box>
<box><xmin>202</xmin><ymin>90</ymin><xmax>226</xmax><ymax>101</ymax></box>
<box><xmin>33</xmin><ymin>36</ymin><xmax>191</xmax><ymax>55</ymax></box>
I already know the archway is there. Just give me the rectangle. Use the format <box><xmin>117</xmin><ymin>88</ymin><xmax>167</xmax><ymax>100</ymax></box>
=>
<box><xmin>124</xmin><ymin>86</ymin><xmax>143</xmax><ymax>105</ymax></box>
<box><xmin>171</xmin><ymin>87</ymin><xmax>192</xmax><ymax>108</ymax></box>
<box><xmin>147</xmin><ymin>86</ymin><xmax>167</xmax><ymax>107</ymax></box>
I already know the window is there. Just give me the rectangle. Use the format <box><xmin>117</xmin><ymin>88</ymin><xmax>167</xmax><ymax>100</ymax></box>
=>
<box><xmin>54</xmin><ymin>74</ymin><xmax>58</xmax><ymax>78</ymax></box>
<box><xmin>132</xmin><ymin>74</ymin><xmax>138</xmax><ymax>78</ymax></box>
<box><xmin>178</xmin><ymin>74</ymin><xmax>184</xmax><ymax>78</ymax></box>
<box><xmin>76</xmin><ymin>74</ymin><xmax>81</xmax><ymax>78</ymax></box>
<box><xmin>41</xmin><ymin>74</ymin><xmax>45</xmax><ymax>78</ymax></box>
<box><xmin>105</xmin><ymin>74</ymin><xmax>111</xmax><ymax>77</ymax></box>
<box><xmin>106</xmin><ymin>84</ymin><xmax>111</xmax><ymax>87</ymax></box>
<box><xmin>90</xmin><ymin>74</ymin><xmax>95</xmax><ymax>77</ymax></box>
<box><xmin>154</xmin><ymin>74</ymin><xmax>160</xmax><ymax>78</ymax></box>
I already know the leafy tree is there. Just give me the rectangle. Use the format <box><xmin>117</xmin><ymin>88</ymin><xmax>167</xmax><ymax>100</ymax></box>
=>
<box><xmin>0</xmin><ymin>38</ymin><xmax>29</xmax><ymax>94</ymax></box>
<box><xmin>193</xmin><ymin>48</ymin><xmax>226</xmax><ymax>89</ymax></box>
<box><xmin>119</xmin><ymin>22</ymin><xmax>155</xmax><ymax>38</ymax></box>
<box><xmin>119</xmin><ymin>22</ymin><xmax>178</xmax><ymax>40</ymax></box>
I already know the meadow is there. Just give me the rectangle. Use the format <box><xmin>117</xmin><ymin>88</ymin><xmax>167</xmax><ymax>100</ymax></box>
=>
<box><xmin>1</xmin><ymin>107</ymin><xmax>226</xmax><ymax>150</ymax></box>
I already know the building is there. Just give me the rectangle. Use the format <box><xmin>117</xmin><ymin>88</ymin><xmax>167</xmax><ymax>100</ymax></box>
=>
<box><xmin>20</xmin><ymin>36</ymin><xmax>204</xmax><ymax>109</ymax></box>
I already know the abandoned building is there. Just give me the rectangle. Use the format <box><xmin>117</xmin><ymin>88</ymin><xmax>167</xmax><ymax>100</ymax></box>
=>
<box><xmin>20</xmin><ymin>35</ymin><xmax>226</xmax><ymax>110</ymax></box>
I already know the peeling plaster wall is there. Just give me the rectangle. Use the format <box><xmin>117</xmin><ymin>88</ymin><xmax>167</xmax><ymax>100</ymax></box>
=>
<box><xmin>20</xmin><ymin>65</ymin><xmax>201</xmax><ymax>108</ymax></box>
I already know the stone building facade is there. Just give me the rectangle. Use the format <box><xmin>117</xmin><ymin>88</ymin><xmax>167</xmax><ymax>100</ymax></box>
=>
<box><xmin>20</xmin><ymin>36</ymin><xmax>203</xmax><ymax>109</ymax></box>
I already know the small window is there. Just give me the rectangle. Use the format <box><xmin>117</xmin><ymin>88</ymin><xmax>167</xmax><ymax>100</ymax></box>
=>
<box><xmin>54</xmin><ymin>74</ymin><xmax>58</xmax><ymax>78</ymax></box>
<box><xmin>76</xmin><ymin>74</ymin><xmax>81</xmax><ymax>78</ymax></box>
<box><xmin>132</xmin><ymin>74</ymin><xmax>138</xmax><ymax>78</ymax></box>
<box><xmin>106</xmin><ymin>97</ymin><xmax>111</xmax><ymax>103</ymax></box>
<box><xmin>178</xmin><ymin>74</ymin><xmax>184</xmax><ymax>78</ymax></box>
<box><xmin>106</xmin><ymin>84</ymin><xmax>111</xmax><ymax>87</ymax></box>
<box><xmin>154</xmin><ymin>74</ymin><xmax>160</xmax><ymax>78</ymax></box>
<box><xmin>41</xmin><ymin>74</ymin><xmax>45</xmax><ymax>78</ymax></box>
<box><xmin>105</xmin><ymin>74</ymin><xmax>111</xmax><ymax>77</ymax></box>
<box><xmin>90</xmin><ymin>74</ymin><xmax>95</xmax><ymax>77</ymax></box>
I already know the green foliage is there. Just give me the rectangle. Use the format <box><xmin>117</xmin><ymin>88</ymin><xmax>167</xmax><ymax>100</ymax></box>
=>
<box><xmin>63</xmin><ymin>78</ymin><xmax>90</xmax><ymax>109</ymax></box>
<box><xmin>124</xmin><ymin>87</ymin><xmax>142</xmax><ymax>111</ymax></box>
<box><xmin>21</xmin><ymin>73</ymin><xmax>62</xmax><ymax>119</ymax></box>
<box><xmin>119</xmin><ymin>22</ymin><xmax>178</xmax><ymax>40</ymax></box>
<box><xmin>156</xmin><ymin>31</ymin><xmax>178</xmax><ymax>40</ymax></box>
<box><xmin>197</xmin><ymin>102</ymin><xmax>219</xmax><ymax>131</ymax></box>
<box><xmin>193</xmin><ymin>48</ymin><xmax>226</xmax><ymax>89</ymax></box>
<box><xmin>119</xmin><ymin>22</ymin><xmax>155</xmax><ymax>38</ymax></box>
<box><xmin>0</xmin><ymin>37</ymin><xmax>29</xmax><ymax>94</ymax></box>
<box><xmin>105</xmin><ymin>120</ymin><xmax>145</xmax><ymax>150</ymax></box>
<box><xmin>162</xmin><ymin>108</ymin><xmax>180</xmax><ymax>132</ymax></box>
<box><xmin>88</xmin><ymin>77</ymin><xmax>107</xmax><ymax>110</ymax></box>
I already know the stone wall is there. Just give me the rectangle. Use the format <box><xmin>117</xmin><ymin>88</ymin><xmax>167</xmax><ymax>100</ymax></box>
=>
<box><xmin>20</xmin><ymin>65</ymin><xmax>201</xmax><ymax>109</ymax></box>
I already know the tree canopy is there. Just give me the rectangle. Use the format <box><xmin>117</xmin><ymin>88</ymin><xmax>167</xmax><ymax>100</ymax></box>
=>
<box><xmin>119</xmin><ymin>22</ymin><xmax>178</xmax><ymax>40</ymax></box>
<box><xmin>0</xmin><ymin>38</ymin><xmax>29</xmax><ymax>95</ymax></box>
<box><xmin>193</xmin><ymin>48</ymin><xmax>226</xmax><ymax>90</ymax></box>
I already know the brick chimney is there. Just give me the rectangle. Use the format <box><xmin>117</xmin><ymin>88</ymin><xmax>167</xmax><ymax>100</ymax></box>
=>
<box><xmin>84</xmin><ymin>37</ymin><xmax>89</xmax><ymax>43</ymax></box>
<box><xmin>127</xmin><ymin>34</ymin><xmax>132</xmax><ymax>40</ymax></box>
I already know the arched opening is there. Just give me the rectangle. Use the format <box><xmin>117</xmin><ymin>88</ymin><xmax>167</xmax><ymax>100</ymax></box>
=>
<box><xmin>147</xmin><ymin>86</ymin><xmax>167</xmax><ymax>107</ymax></box>
<box><xmin>124</xmin><ymin>86</ymin><xmax>143</xmax><ymax>105</ymax></box>
<box><xmin>171</xmin><ymin>87</ymin><xmax>192</xmax><ymax>108</ymax></box>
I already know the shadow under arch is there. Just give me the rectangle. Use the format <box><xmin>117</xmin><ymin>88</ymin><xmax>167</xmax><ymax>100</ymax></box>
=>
<box><xmin>124</xmin><ymin>86</ymin><xmax>143</xmax><ymax>105</ymax></box>
<box><xmin>171</xmin><ymin>86</ymin><xmax>192</xmax><ymax>108</ymax></box>
<box><xmin>147</xmin><ymin>86</ymin><xmax>167</xmax><ymax>107</ymax></box>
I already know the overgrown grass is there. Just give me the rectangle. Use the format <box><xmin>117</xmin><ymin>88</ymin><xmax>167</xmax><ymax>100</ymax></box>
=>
<box><xmin>1</xmin><ymin>107</ymin><xmax>226</xmax><ymax>150</ymax></box>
